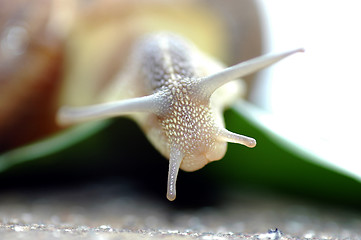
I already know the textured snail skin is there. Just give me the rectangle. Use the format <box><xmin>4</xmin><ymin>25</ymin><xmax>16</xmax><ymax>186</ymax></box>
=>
<box><xmin>57</xmin><ymin>33</ymin><xmax>302</xmax><ymax>201</ymax></box>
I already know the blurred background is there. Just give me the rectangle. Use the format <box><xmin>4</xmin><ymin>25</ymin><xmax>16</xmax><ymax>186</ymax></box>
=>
<box><xmin>0</xmin><ymin>1</ymin><xmax>361</xmax><ymax>236</ymax></box>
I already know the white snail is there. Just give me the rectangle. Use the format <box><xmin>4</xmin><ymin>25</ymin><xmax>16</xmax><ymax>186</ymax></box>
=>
<box><xmin>57</xmin><ymin>32</ymin><xmax>302</xmax><ymax>201</ymax></box>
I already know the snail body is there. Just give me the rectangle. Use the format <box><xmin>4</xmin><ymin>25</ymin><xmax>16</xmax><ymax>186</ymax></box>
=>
<box><xmin>57</xmin><ymin>32</ymin><xmax>302</xmax><ymax>201</ymax></box>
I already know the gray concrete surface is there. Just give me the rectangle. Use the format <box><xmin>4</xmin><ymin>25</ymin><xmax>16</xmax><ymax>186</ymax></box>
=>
<box><xmin>0</xmin><ymin>182</ymin><xmax>360</xmax><ymax>240</ymax></box>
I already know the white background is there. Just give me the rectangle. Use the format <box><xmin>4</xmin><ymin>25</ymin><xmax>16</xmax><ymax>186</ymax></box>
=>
<box><xmin>252</xmin><ymin>1</ymin><xmax>361</xmax><ymax>180</ymax></box>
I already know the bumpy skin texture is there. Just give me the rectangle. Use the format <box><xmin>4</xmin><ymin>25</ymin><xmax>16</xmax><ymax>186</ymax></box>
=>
<box><xmin>138</xmin><ymin>34</ymin><xmax>238</xmax><ymax>172</ymax></box>
<box><xmin>57</xmin><ymin>33</ymin><xmax>302</xmax><ymax>200</ymax></box>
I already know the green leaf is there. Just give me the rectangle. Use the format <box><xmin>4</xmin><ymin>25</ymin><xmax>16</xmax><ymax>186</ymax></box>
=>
<box><xmin>1</xmin><ymin>100</ymin><xmax>360</xmax><ymax>208</ymax></box>
<box><xmin>0</xmin><ymin>121</ymin><xmax>110</xmax><ymax>172</ymax></box>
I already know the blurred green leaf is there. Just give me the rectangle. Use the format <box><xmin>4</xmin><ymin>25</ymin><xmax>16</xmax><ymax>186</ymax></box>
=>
<box><xmin>1</xmin><ymin>100</ymin><xmax>360</xmax><ymax>207</ymax></box>
<box><xmin>0</xmin><ymin>121</ymin><xmax>110</xmax><ymax>172</ymax></box>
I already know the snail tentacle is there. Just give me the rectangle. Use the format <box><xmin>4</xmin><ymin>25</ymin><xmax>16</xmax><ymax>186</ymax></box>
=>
<box><xmin>57</xmin><ymin>93</ymin><xmax>163</xmax><ymax>125</ymax></box>
<box><xmin>166</xmin><ymin>147</ymin><xmax>183</xmax><ymax>201</ymax></box>
<box><xmin>217</xmin><ymin>128</ymin><xmax>256</xmax><ymax>148</ymax></box>
<box><xmin>197</xmin><ymin>48</ymin><xmax>304</xmax><ymax>98</ymax></box>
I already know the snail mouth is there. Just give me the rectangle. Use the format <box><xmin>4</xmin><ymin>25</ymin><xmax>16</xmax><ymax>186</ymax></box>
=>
<box><xmin>205</xmin><ymin>141</ymin><xmax>228</xmax><ymax>162</ymax></box>
<box><xmin>179</xmin><ymin>141</ymin><xmax>228</xmax><ymax>172</ymax></box>
<box><xmin>180</xmin><ymin>154</ymin><xmax>208</xmax><ymax>172</ymax></box>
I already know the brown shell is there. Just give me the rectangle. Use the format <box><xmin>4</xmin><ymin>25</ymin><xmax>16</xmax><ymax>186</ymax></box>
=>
<box><xmin>0</xmin><ymin>0</ymin><xmax>66</xmax><ymax>152</ymax></box>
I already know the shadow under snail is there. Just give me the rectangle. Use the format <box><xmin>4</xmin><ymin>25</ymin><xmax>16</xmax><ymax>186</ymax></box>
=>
<box><xmin>57</xmin><ymin>32</ymin><xmax>303</xmax><ymax>201</ymax></box>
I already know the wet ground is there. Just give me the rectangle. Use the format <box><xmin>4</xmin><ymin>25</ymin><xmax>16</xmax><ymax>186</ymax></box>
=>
<box><xmin>0</xmin><ymin>180</ymin><xmax>360</xmax><ymax>240</ymax></box>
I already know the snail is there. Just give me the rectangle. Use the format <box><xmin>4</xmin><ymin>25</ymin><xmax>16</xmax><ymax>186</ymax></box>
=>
<box><xmin>57</xmin><ymin>32</ymin><xmax>302</xmax><ymax>201</ymax></box>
